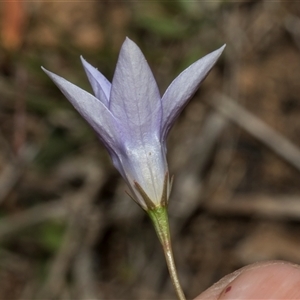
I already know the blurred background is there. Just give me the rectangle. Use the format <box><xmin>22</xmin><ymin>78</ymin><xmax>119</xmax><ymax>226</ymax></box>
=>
<box><xmin>1</xmin><ymin>0</ymin><xmax>300</xmax><ymax>299</ymax></box>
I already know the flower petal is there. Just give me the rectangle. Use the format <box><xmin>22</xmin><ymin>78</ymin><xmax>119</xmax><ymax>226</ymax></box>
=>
<box><xmin>161</xmin><ymin>45</ymin><xmax>226</xmax><ymax>142</ymax></box>
<box><xmin>80</xmin><ymin>56</ymin><xmax>111</xmax><ymax>107</ymax></box>
<box><xmin>109</xmin><ymin>37</ymin><xmax>162</xmax><ymax>145</ymax></box>
<box><xmin>114</xmin><ymin>138</ymin><xmax>168</xmax><ymax>209</ymax></box>
<box><xmin>42</xmin><ymin>67</ymin><xmax>120</xmax><ymax>154</ymax></box>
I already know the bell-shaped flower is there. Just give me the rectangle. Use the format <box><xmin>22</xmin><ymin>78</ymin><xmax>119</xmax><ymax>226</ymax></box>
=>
<box><xmin>42</xmin><ymin>38</ymin><xmax>225</xmax><ymax>210</ymax></box>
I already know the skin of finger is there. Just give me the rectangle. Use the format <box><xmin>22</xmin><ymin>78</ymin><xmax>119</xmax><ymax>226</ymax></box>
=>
<box><xmin>194</xmin><ymin>260</ymin><xmax>300</xmax><ymax>300</ymax></box>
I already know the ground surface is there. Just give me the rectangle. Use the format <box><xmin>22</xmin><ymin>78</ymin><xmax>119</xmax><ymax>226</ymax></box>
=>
<box><xmin>1</xmin><ymin>1</ymin><xmax>300</xmax><ymax>299</ymax></box>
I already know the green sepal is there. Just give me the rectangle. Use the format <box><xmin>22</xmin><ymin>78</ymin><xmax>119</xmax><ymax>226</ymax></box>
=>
<box><xmin>147</xmin><ymin>205</ymin><xmax>170</xmax><ymax>247</ymax></box>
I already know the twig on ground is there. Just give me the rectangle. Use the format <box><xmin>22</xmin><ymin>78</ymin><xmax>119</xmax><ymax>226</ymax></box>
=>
<box><xmin>36</xmin><ymin>163</ymin><xmax>104</xmax><ymax>300</ymax></box>
<box><xmin>73</xmin><ymin>248</ymin><xmax>100</xmax><ymax>300</ymax></box>
<box><xmin>205</xmin><ymin>194</ymin><xmax>300</xmax><ymax>220</ymax></box>
<box><xmin>170</xmin><ymin>112</ymin><xmax>228</xmax><ymax>221</ymax></box>
<box><xmin>0</xmin><ymin>200</ymin><xmax>67</xmax><ymax>240</ymax></box>
<box><xmin>210</xmin><ymin>94</ymin><xmax>300</xmax><ymax>173</ymax></box>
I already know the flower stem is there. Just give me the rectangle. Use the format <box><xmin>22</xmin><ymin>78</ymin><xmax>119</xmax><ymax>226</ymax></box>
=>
<box><xmin>147</xmin><ymin>206</ymin><xmax>186</xmax><ymax>300</ymax></box>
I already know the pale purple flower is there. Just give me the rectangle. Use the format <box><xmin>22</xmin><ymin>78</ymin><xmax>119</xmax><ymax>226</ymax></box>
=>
<box><xmin>42</xmin><ymin>38</ymin><xmax>225</xmax><ymax>210</ymax></box>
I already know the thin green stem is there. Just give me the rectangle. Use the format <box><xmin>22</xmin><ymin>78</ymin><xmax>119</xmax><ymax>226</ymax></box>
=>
<box><xmin>148</xmin><ymin>206</ymin><xmax>186</xmax><ymax>300</ymax></box>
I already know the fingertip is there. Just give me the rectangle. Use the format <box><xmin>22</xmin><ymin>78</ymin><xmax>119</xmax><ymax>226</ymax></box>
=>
<box><xmin>194</xmin><ymin>261</ymin><xmax>300</xmax><ymax>300</ymax></box>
